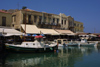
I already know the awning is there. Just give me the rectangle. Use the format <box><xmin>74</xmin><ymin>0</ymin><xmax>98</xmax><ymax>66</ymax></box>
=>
<box><xmin>39</xmin><ymin>28</ymin><xmax>60</xmax><ymax>35</ymax></box>
<box><xmin>55</xmin><ymin>29</ymin><xmax>75</xmax><ymax>35</ymax></box>
<box><xmin>67</xmin><ymin>33</ymin><xmax>75</xmax><ymax>36</ymax></box>
<box><xmin>4</xmin><ymin>29</ymin><xmax>22</xmax><ymax>34</ymax></box>
<box><xmin>79</xmin><ymin>35</ymin><xmax>87</xmax><ymax>37</ymax></box>
<box><xmin>0</xmin><ymin>28</ymin><xmax>23</xmax><ymax>36</ymax></box>
<box><xmin>89</xmin><ymin>34</ymin><xmax>97</xmax><ymax>37</ymax></box>
<box><xmin>4</xmin><ymin>33</ymin><xmax>23</xmax><ymax>36</ymax></box>
<box><xmin>21</xmin><ymin>24</ymin><xmax>40</xmax><ymax>34</ymax></box>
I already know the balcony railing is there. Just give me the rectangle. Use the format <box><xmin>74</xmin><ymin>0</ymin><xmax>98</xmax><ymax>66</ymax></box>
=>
<box><xmin>38</xmin><ymin>22</ymin><xmax>61</xmax><ymax>26</ymax></box>
<box><xmin>37</xmin><ymin>22</ymin><xmax>61</xmax><ymax>29</ymax></box>
<box><xmin>23</xmin><ymin>20</ymin><xmax>33</xmax><ymax>24</ymax></box>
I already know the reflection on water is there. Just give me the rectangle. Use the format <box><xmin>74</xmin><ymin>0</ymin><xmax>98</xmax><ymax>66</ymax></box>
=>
<box><xmin>0</xmin><ymin>46</ymin><xmax>100</xmax><ymax>67</ymax></box>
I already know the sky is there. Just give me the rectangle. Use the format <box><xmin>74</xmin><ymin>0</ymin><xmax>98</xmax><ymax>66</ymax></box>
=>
<box><xmin>0</xmin><ymin>0</ymin><xmax>100</xmax><ymax>33</ymax></box>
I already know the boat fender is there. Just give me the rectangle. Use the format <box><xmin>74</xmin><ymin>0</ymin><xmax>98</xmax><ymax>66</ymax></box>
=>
<box><xmin>50</xmin><ymin>47</ymin><xmax>53</xmax><ymax>50</ymax></box>
<box><xmin>44</xmin><ymin>45</ymin><xmax>46</xmax><ymax>51</ymax></box>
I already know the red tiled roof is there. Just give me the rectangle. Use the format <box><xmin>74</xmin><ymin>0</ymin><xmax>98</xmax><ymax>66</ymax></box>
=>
<box><xmin>21</xmin><ymin>8</ymin><xmax>59</xmax><ymax>16</ymax></box>
<box><xmin>22</xmin><ymin>9</ymin><xmax>38</xmax><ymax>12</ymax></box>
<box><xmin>0</xmin><ymin>10</ymin><xmax>10</xmax><ymax>14</ymax></box>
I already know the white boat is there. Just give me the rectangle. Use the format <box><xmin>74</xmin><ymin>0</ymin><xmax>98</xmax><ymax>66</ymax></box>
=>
<box><xmin>66</xmin><ymin>42</ymin><xmax>78</xmax><ymax>47</ymax></box>
<box><xmin>78</xmin><ymin>39</ymin><xmax>98</xmax><ymax>47</ymax></box>
<box><xmin>54</xmin><ymin>39</ymin><xmax>68</xmax><ymax>47</ymax></box>
<box><xmin>5</xmin><ymin>35</ymin><xmax>57</xmax><ymax>52</ymax></box>
<box><xmin>55</xmin><ymin>39</ymin><xmax>78</xmax><ymax>47</ymax></box>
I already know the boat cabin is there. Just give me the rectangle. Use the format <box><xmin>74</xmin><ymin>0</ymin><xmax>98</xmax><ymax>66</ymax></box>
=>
<box><xmin>81</xmin><ymin>39</ymin><xmax>87</xmax><ymax>43</ymax></box>
<box><xmin>55</xmin><ymin>39</ymin><xmax>68</xmax><ymax>45</ymax></box>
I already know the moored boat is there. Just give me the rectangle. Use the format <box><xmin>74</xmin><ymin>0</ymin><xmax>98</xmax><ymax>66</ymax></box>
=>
<box><xmin>78</xmin><ymin>39</ymin><xmax>98</xmax><ymax>47</ymax></box>
<box><xmin>66</xmin><ymin>42</ymin><xmax>78</xmax><ymax>47</ymax></box>
<box><xmin>54</xmin><ymin>39</ymin><xmax>68</xmax><ymax>47</ymax></box>
<box><xmin>5</xmin><ymin>35</ymin><xmax>57</xmax><ymax>52</ymax></box>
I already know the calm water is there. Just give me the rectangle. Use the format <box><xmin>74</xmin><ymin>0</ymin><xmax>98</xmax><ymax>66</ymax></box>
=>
<box><xmin>0</xmin><ymin>46</ymin><xmax>100</xmax><ymax>67</ymax></box>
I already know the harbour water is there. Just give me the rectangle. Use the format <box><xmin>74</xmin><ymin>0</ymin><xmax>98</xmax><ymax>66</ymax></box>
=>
<box><xmin>0</xmin><ymin>46</ymin><xmax>100</xmax><ymax>67</ymax></box>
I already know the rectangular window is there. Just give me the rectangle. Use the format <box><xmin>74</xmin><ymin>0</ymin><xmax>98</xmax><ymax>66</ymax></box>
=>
<box><xmin>39</xmin><ymin>16</ymin><xmax>42</xmax><ymax>23</ymax></box>
<box><xmin>81</xmin><ymin>25</ymin><xmax>83</xmax><ymax>27</ymax></box>
<box><xmin>53</xmin><ymin>18</ymin><xmax>55</xmax><ymax>23</ymax></box>
<box><xmin>28</xmin><ymin>15</ymin><xmax>31</xmax><ymax>24</ymax></box>
<box><xmin>44</xmin><ymin>17</ymin><xmax>46</xmax><ymax>22</ymax></box>
<box><xmin>74</xmin><ymin>23</ymin><xmax>76</xmax><ymax>26</ymax></box>
<box><xmin>13</xmin><ymin>15</ymin><xmax>16</xmax><ymax>22</ymax></box>
<box><xmin>57</xmin><ymin>19</ymin><xmax>59</xmax><ymax>24</ymax></box>
<box><xmin>48</xmin><ymin>18</ymin><xmax>51</xmax><ymax>23</ymax></box>
<box><xmin>64</xmin><ymin>20</ymin><xmax>66</xmax><ymax>25</ymax></box>
<box><xmin>62</xmin><ymin>20</ymin><xmax>63</xmax><ymax>25</ymax></box>
<box><xmin>69</xmin><ymin>21</ymin><xmax>73</xmax><ymax>26</ymax></box>
<box><xmin>34</xmin><ymin>15</ymin><xmax>37</xmax><ymax>23</ymax></box>
<box><xmin>2</xmin><ymin>17</ymin><xmax>6</xmax><ymax>26</ymax></box>
<box><xmin>77</xmin><ymin>24</ymin><xmax>79</xmax><ymax>27</ymax></box>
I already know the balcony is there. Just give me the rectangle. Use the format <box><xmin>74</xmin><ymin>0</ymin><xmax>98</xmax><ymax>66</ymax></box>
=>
<box><xmin>23</xmin><ymin>20</ymin><xmax>33</xmax><ymax>25</ymax></box>
<box><xmin>37</xmin><ymin>22</ymin><xmax>61</xmax><ymax>29</ymax></box>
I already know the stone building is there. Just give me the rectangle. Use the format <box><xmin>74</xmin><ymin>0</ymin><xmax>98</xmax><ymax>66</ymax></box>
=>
<box><xmin>0</xmin><ymin>8</ymin><xmax>84</xmax><ymax>33</ymax></box>
<box><xmin>59</xmin><ymin>13</ymin><xmax>74</xmax><ymax>31</ymax></box>
<box><xmin>0</xmin><ymin>10</ymin><xmax>12</xmax><ymax>27</ymax></box>
<box><xmin>74</xmin><ymin>21</ymin><xmax>84</xmax><ymax>32</ymax></box>
<box><xmin>12</xmin><ymin>9</ymin><xmax>61</xmax><ymax>30</ymax></box>
<box><xmin>11</xmin><ymin>9</ymin><xmax>75</xmax><ymax>32</ymax></box>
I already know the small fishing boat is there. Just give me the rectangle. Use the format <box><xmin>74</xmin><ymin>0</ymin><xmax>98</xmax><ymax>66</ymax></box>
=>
<box><xmin>54</xmin><ymin>39</ymin><xmax>68</xmax><ymax>47</ymax></box>
<box><xmin>78</xmin><ymin>39</ymin><xmax>98</xmax><ymax>47</ymax></box>
<box><xmin>5</xmin><ymin>35</ymin><xmax>57</xmax><ymax>52</ymax></box>
<box><xmin>66</xmin><ymin>42</ymin><xmax>78</xmax><ymax>47</ymax></box>
<box><xmin>55</xmin><ymin>39</ymin><xmax>78</xmax><ymax>48</ymax></box>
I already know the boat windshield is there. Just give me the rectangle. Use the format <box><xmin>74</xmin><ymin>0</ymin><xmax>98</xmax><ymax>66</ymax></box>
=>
<box><xmin>63</xmin><ymin>40</ymin><xmax>67</xmax><ymax>42</ymax></box>
<box><xmin>36</xmin><ymin>38</ymin><xmax>43</xmax><ymax>42</ymax></box>
<box><xmin>5</xmin><ymin>36</ymin><xmax>22</xmax><ymax>44</ymax></box>
<box><xmin>58</xmin><ymin>40</ymin><xmax>61</xmax><ymax>44</ymax></box>
<box><xmin>22</xmin><ymin>36</ymin><xmax>35</xmax><ymax>42</ymax></box>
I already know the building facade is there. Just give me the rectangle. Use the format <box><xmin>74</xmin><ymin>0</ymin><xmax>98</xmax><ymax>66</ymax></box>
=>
<box><xmin>12</xmin><ymin>9</ymin><xmax>61</xmax><ymax>30</ymax></box>
<box><xmin>0</xmin><ymin>10</ymin><xmax>12</xmax><ymax>27</ymax></box>
<box><xmin>59</xmin><ymin>13</ymin><xmax>74</xmax><ymax>31</ymax></box>
<box><xmin>74</xmin><ymin>21</ymin><xmax>84</xmax><ymax>32</ymax></box>
<box><xmin>11</xmin><ymin>9</ymin><xmax>83</xmax><ymax>32</ymax></box>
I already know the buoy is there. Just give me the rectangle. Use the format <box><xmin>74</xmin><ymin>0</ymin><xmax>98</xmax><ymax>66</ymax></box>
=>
<box><xmin>54</xmin><ymin>50</ymin><xmax>56</xmax><ymax>52</ymax></box>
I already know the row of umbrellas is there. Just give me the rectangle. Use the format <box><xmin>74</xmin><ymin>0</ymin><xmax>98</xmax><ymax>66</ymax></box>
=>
<box><xmin>23</xmin><ymin>34</ymin><xmax>45</xmax><ymax>38</ymax></box>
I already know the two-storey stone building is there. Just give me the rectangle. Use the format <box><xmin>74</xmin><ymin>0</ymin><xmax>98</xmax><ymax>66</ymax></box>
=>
<box><xmin>59</xmin><ymin>13</ymin><xmax>74</xmax><ymax>31</ymax></box>
<box><xmin>11</xmin><ymin>9</ymin><xmax>75</xmax><ymax>32</ymax></box>
<box><xmin>12</xmin><ymin>9</ymin><xmax>61</xmax><ymax>30</ymax></box>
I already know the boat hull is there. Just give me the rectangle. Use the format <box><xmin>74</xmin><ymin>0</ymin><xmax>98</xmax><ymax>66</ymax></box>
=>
<box><xmin>5</xmin><ymin>45</ymin><xmax>57</xmax><ymax>53</ymax></box>
<box><xmin>80</xmin><ymin>44</ymin><xmax>95</xmax><ymax>47</ymax></box>
<box><xmin>67</xmin><ymin>42</ymin><xmax>78</xmax><ymax>47</ymax></box>
<box><xmin>67</xmin><ymin>44</ymin><xmax>78</xmax><ymax>47</ymax></box>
